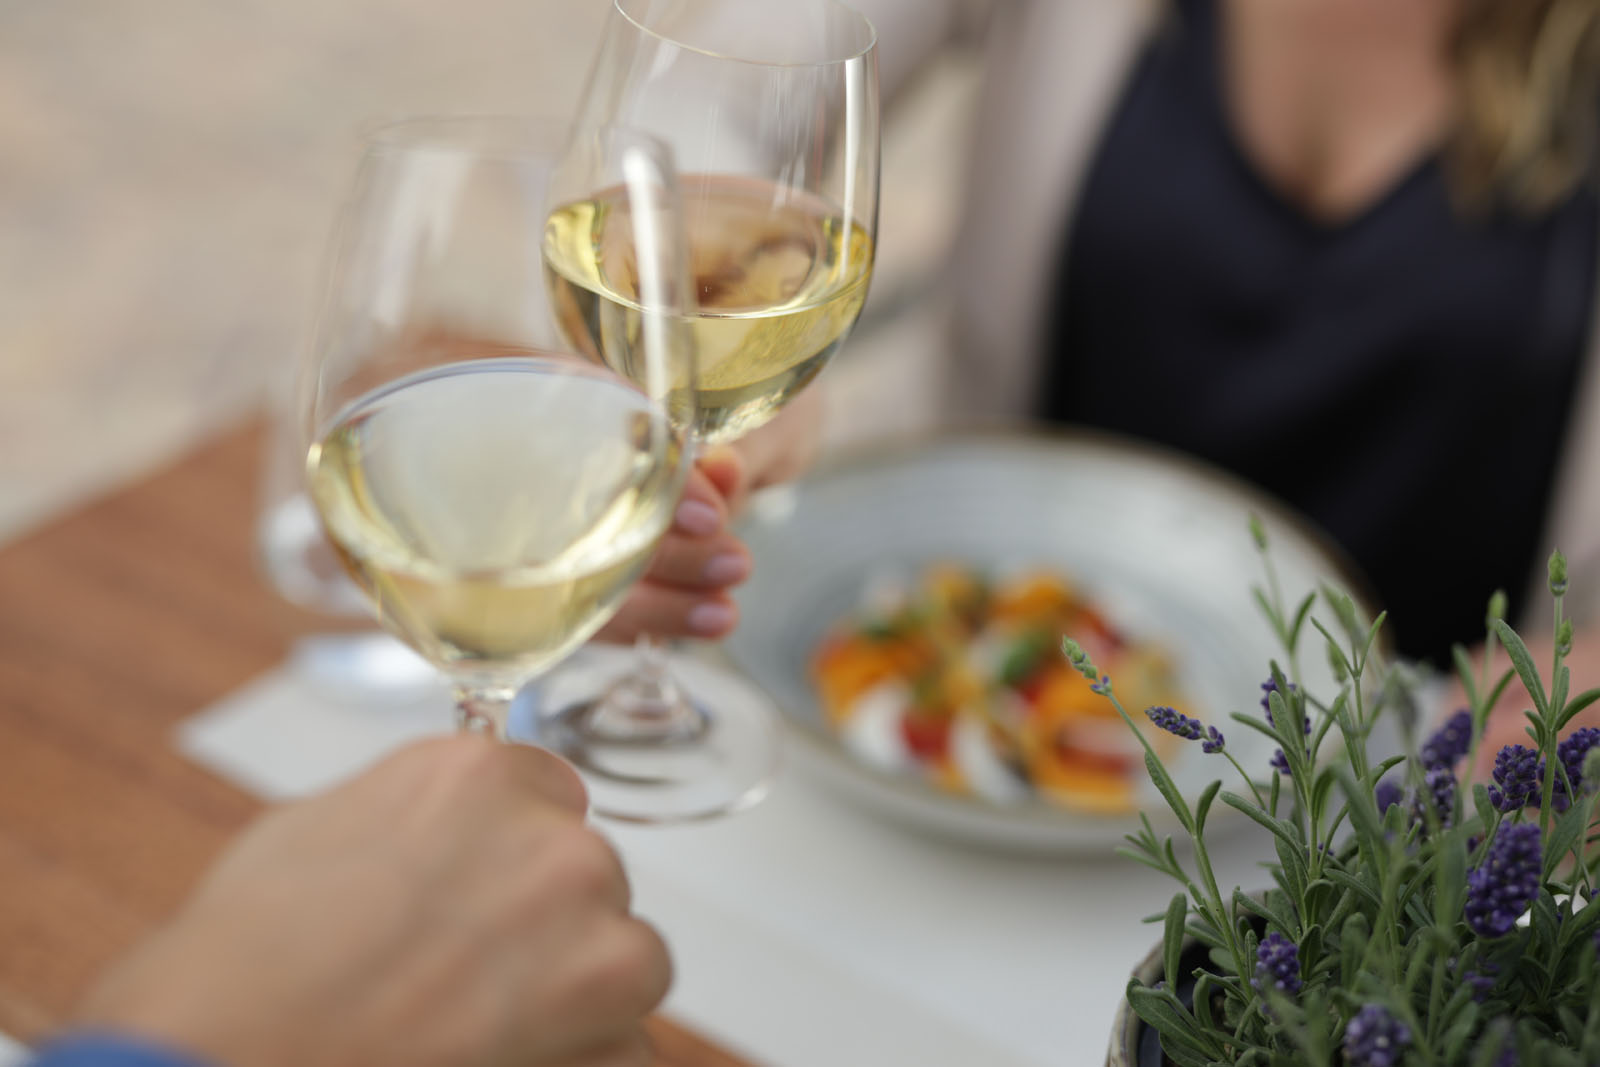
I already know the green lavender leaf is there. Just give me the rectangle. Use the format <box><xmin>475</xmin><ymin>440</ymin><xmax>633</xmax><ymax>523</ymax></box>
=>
<box><xmin>1287</xmin><ymin>591</ymin><xmax>1317</xmax><ymax>653</ymax></box>
<box><xmin>1557</xmin><ymin>895</ymin><xmax>1600</xmax><ymax>954</ymax></box>
<box><xmin>1543</xmin><ymin>805</ymin><xmax>1587</xmax><ymax>882</ymax></box>
<box><xmin>1453</xmin><ymin>644</ymin><xmax>1481</xmax><ymax>709</ymax></box>
<box><xmin>1440</xmin><ymin>1002</ymin><xmax>1481</xmax><ymax>1064</ymax></box>
<box><xmin>1194</xmin><ymin>780</ymin><xmax>1222</xmax><ymax>837</ymax></box>
<box><xmin>1164</xmin><ymin>893</ymin><xmax>1188</xmax><ymax>999</ymax></box>
<box><xmin>1555</xmin><ymin>686</ymin><xmax>1600</xmax><ymax>730</ymax></box>
<box><xmin>1323</xmin><ymin>868</ymin><xmax>1383</xmax><ymax>912</ymax></box>
<box><xmin>1220</xmin><ymin>792</ymin><xmax>1297</xmax><ymax>845</ymax></box>
<box><xmin>1433</xmin><ymin>831</ymin><xmax>1467</xmax><ymax>933</ymax></box>
<box><xmin>1234</xmin><ymin>889</ymin><xmax>1297</xmax><ymax>939</ymax></box>
<box><xmin>1482</xmin><ymin>667</ymin><xmax>1518</xmax><ymax>718</ymax></box>
<box><xmin>1339</xmin><ymin>912</ymin><xmax>1369</xmax><ymax>987</ymax></box>
<box><xmin>1127</xmin><ymin>982</ymin><xmax>1224</xmax><ymax>1061</ymax></box>
<box><xmin>1144</xmin><ymin>749</ymin><xmax>1193</xmax><ymax>834</ymax></box>
<box><xmin>1493</xmin><ymin>619</ymin><xmax>1549</xmax><ymax>716</ymax></box>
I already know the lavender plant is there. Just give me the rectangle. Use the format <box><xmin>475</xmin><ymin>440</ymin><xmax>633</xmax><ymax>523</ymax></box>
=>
<box><xmin>1077</xmin><ymin>528</ymin><xmax>1600</xmax><ymax>1066</ymax></box>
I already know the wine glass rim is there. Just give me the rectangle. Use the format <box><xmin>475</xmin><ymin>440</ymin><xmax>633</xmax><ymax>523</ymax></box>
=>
<box><xmin>612</xmin><ymin>0</ymin><xmax>877</xmax><ymax>68</ymax></box>
<box><xmin>314</xmin><ymin>353</ymin><xmax>663</xmax><ymax>437</ymax></box>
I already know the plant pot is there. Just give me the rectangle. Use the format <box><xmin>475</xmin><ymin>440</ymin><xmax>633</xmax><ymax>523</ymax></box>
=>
<box><xmin>1105</xmin><ymin>937</ymin><xmax>1161</xmax><ymax>1067</ymax></box>
<box><xmin>1105</xmin><ymin>934</ymin><xmax>1229</xmax><ymax>1067</ymax></box>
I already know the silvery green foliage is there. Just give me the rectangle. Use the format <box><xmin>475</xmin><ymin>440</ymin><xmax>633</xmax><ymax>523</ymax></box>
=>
<box><xmin>1077</xmin><ymin>535</ymin><xmax>1600</xmax><ymax>1066</ymax></box>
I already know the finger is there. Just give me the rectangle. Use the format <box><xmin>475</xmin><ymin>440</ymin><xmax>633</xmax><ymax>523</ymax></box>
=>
<box><xmin>619</xmin><ymin>917</ymin><xmax>673</xmax><ymax>1015</ymax></box>
<box><xmin>643</xmin><ymin>530</ymin><xmax>751</xmax><ymax>589</ymax></box>
<box><xmin>697</xmin><ymin>446</ymin><xmax>747</xmax><ymax>504</ymax></box>
<box><xmin>555</xmin><ymin>918</ymin><xmax>674</xmax><ymax>1031</ymax></box>
<box><xmin>497</xmin><ymin>742</ymin><xmax>590</xmax><ymax>815</ymax></box>
<box><xmin>671</xmin><ymin>467</ymin><xmax>729</xmax><ymax>538</ymax></box>
<box><xmin>596</xmin><ymin>585</ymin><xmax>739</xmax><ymax>643</ymax></box>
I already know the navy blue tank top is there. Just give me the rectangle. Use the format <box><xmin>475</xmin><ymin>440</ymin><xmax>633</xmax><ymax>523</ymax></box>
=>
<box><xmin>1041</xmin><ymin>0</ymin><xmax>1597</xmax><ymax>663</ymax></box>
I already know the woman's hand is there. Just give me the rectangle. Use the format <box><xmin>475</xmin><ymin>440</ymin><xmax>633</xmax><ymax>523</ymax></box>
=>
<box><xmin>598</xmin><ymin>391</ymin><xmax>824</xmax><ymax>642</ymax></box>
<box><xmin>596</xmin><ymin>450</ymin><xmax>751</xmax><ymax>643</ymax></box>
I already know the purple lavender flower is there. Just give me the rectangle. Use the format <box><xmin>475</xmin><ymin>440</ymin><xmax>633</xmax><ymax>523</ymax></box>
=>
<box><xmin>1261</xmin><ymin>678</ymin><xmax>1306</xmax><ymax>777</ymax></box>
<box><xmin>1411</xmin><ymin>766</ymin><xmax>1457</xmax><ymax>829</ymax></box>
<box><xmin>1557</xmin><ymin>726</ymin><xmax>1600</xmax><ymax>804</ymax></box>
<box><xmin>1252</xmin><ymin>931</ymin><xmax>1302</xmax><ymax>996</ymax></box>
<box><xmin>1488</xmin><ymin>745</ymin><xmax>1541</xmax><ymax>813</ymax></box>
<box><xmin>1143</xmin><ymin>707</ymin><xmax>1226</xmax><ymax>755</ymax></box>
<box><xmin>1374</xmin><ymin>779</ymin><xmax>1403</xmax><ymax>815</ymax></box>
<box><xmin>1342</xmin><ymin>1004</ymin><xmax>1412</xmax><ymax>1067</ymax></box>
<box><xmin>1464</xmin><ymin>823</ymin><xmax>1543</xmax><ymax>939</ymax></box>
<box><xmin>1461</xmin><ymin>958</ymin><xmax>1499</xmax><ymax>1002</ymax></box>
<box><xmin>1419</xmin><ymin>709</ymin><xmax>1473</xmax><ymax>769</ymax></box>
<box><xmin>1145</xmin><ymin>706</ymin><xmax>1203</xmax><ymax>740</ymax></box>
<box><xmin>1261</xmin><ymin>678</ymin><xmax>1309</xmax><ymax>733</ymax></box>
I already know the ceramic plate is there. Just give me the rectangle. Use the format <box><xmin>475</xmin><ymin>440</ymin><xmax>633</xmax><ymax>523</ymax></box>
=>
<box><xmin>719</xmin><ymin>432</ymin><xmax>1375</xmax><ymax>853</ymax></box>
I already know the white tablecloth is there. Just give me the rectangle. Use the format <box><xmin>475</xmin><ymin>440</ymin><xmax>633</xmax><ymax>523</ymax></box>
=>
<box><xmin>177</xmin><ymin>643</ymin><xmax>1275</xmax><ymax>1067</ymax></box>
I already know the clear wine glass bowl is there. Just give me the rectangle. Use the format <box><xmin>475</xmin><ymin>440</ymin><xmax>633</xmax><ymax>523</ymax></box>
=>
<box><xmin>541</xmin><ymin>0</ymin><xmax>881</xmax><ymax>818</ymax></box>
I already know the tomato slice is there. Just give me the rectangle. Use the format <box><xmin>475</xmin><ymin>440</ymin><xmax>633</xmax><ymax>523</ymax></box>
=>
<box><xmin>900</xmin><ymin>714</ymin><xmax>953</xmax><ymax>762</ymax></box>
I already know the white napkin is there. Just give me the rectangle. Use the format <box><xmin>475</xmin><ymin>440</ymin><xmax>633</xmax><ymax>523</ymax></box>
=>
<box><xmin>178</xmin><ymin>640</ymin><xmax>1274</xmax><ymax>1067</ymax></box>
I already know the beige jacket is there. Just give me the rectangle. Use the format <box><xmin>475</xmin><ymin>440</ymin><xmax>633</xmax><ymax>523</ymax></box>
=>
<box><xmin>851</xmin><ymin>0</ymin><xmax>1600</xmax><ymax>630</ymax></box>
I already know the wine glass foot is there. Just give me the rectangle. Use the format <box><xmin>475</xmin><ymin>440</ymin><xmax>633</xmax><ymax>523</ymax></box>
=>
<box><xmin>514</xmin><ymin>646</ymin><xmax>782</xmax><ymax>823</ymax></box>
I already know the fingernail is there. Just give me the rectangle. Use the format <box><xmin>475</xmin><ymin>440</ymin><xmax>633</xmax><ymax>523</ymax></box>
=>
<box><xmin>703</xmin><ymin>553</ymin><xmax>750</xmax><ymax>586</ymax></box>
<box><xmin>687</xmin><ymin>601</ymin><xmax>737</xmax><ymax>635</ymax></box>
<box><xmin>674</xmin><ymin>499</ymin><xmax>721</xmax><ymax>536</ymax></box>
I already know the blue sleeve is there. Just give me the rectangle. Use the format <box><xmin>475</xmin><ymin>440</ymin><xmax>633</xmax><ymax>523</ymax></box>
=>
<box><xmin>27</xmin><ymin>1033</ymin><xmax>214</xmax><ymax>1067</ymax></box>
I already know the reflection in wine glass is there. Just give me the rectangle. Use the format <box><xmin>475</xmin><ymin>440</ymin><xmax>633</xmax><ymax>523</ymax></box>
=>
<box><xmin>296</xmin><ymin>117</ymin><xmax>704</xmax><ymax>785</ymax></box>
<box><xmin>258</xmin><ymin>388</ymin><xmax>440</xmax><ymax>702</ymax></box>
<box><xmin>541</xmin><ymin>0</ymin><xmax>880</xmax><ymax>818</ymax></box>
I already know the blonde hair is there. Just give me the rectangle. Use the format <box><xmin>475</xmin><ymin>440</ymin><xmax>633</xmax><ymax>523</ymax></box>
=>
<box><xmin>1451</xmin><ymin>0</ymin><xmax>1600</xmax><ymax>214</ymax></box>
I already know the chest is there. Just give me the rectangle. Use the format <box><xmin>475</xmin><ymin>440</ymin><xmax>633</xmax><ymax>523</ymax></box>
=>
<box><xmin>1215</xmin><ymin>0</ymin><xmax>1457</xmax><ymax>223</ymax></box>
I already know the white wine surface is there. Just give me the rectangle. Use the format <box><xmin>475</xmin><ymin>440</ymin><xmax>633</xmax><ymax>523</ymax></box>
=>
<box><xmin>307</xmin><ymin>357</ymin><xmax>685</xmax><ymax>685</ymax></box>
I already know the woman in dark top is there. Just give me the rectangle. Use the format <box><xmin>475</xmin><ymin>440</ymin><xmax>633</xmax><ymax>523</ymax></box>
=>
<box><xmin>618</xmin><ymin>0</ymin><xmax>1600</xmax><ymax>675</ymax></box>
<box><xmin>1041</xmin><ymin>0</ymin><xmax>1600</xmax><ymax>664</ymax></box>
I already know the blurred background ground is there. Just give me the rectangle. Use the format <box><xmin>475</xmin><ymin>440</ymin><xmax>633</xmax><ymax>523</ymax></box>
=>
<box><xmin>0</xmin><ymin>0</ymin><xmax>978</xmax><ymax>543</ymax></box>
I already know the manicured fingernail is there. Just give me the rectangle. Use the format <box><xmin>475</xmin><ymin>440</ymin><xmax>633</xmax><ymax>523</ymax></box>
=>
<box><xmin>687</xmin><ymin>602</ymin><xmax>737</xmax><ymax>635</ymax></box>
<box><xmin>703</xmin><ymin>553</ymin><xmax>751</xmax><ymax>586</ymax></box>
<box><xmin>675</xmin><ymin>499</ymin><xmax>721</xmax><ymax>536</ymax></box>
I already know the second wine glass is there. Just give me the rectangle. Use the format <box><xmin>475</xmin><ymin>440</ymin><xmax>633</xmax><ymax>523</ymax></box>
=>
<box><xmin>542</xmin><ymin>0</ymin><xmax>881</xmax><ymax>819</ymax></box>
<box><xmin>298</xmin><ymin>117</ymin><xmax>700</xmax><ymax>784</ymax></box>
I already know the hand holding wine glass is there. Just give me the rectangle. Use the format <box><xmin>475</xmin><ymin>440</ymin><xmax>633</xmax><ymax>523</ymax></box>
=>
<box><xmin>541</xmin><ymin>0</ymin><xmax>880</xmax><ymax>819</ymax></box>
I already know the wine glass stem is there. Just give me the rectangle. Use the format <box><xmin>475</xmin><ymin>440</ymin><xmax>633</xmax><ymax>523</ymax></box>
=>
<box><xmin>584</xmin><ymin>633</ymin><xmax>706</xmax><ymax>742</ymax></box>
<box><xmin>455</xmin><ymin>685</ymin><xmax>517</xmax><ymax>741</ymax></box>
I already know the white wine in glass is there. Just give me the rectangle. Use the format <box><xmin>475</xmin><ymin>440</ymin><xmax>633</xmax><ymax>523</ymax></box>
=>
<box><xmin>298</xmin><ymin>117</ymin><xmax>697</xmax><ymax>752</ymax></box>
<box><xmin>307</xmin><ymin>357</ymin><xmax>683</xmax><ymax>685</ymax></box>
<box><xmin>541</xmin><ymin>0</ymin><xmax>880</xmax><ymax>819</ymax></box>
<box><xmin>545</xmin><ymin>174</ymin><xmax>874</xmax><ymax>444</ymax></box>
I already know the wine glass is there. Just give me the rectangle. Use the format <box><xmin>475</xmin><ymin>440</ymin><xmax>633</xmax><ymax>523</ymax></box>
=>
<box><xmin>297</xmin><ymin>116</ymin><xmax>695</xmax><ymax>752</ymax></box>
<box><xmin>542</xmin><ymin>0</ymin><xmax>880</xmax><ymax>815</ymax></box>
